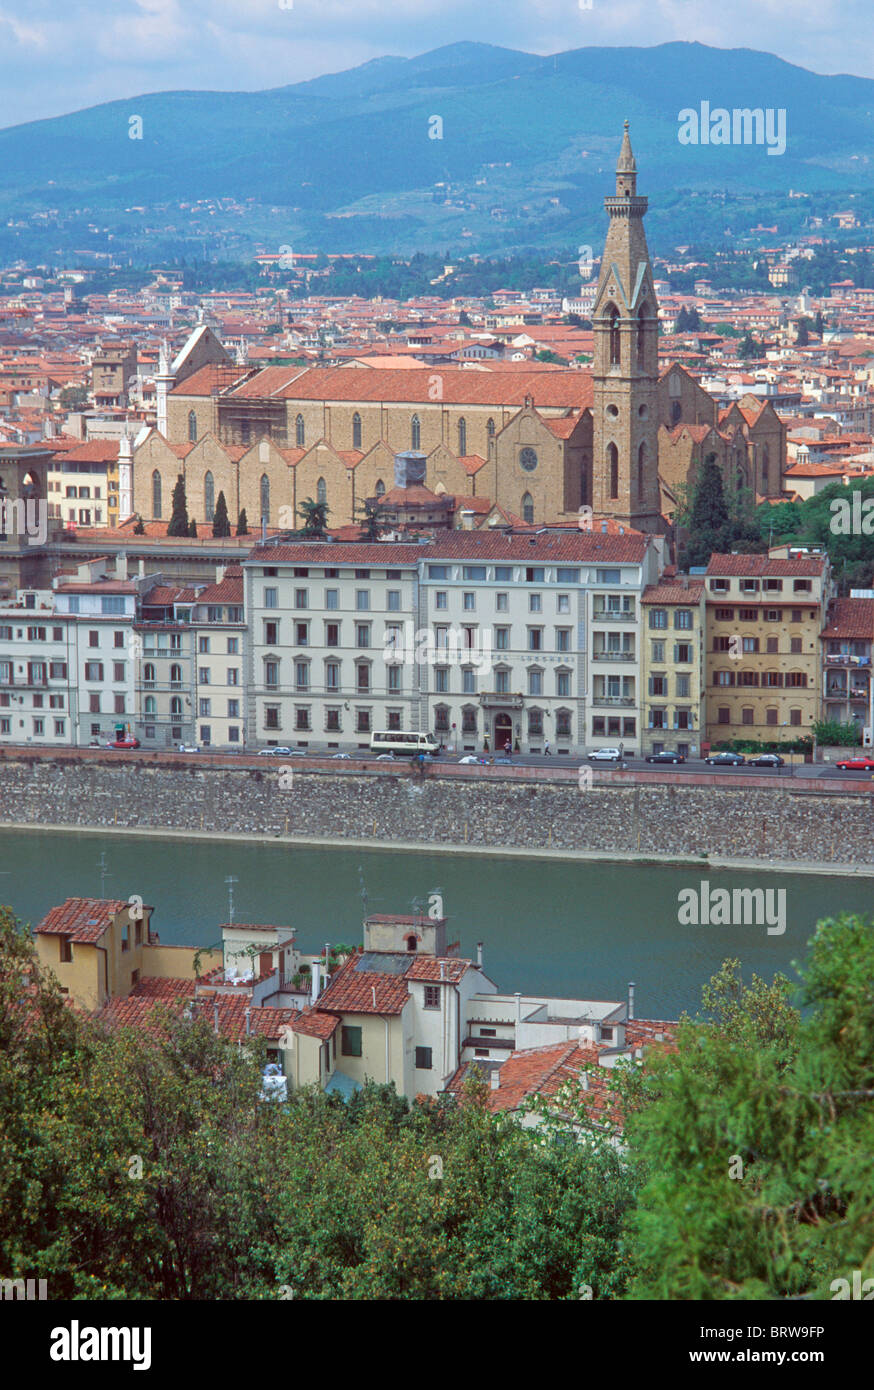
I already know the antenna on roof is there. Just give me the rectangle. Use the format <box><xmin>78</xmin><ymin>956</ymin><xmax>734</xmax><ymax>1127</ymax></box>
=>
<box><xmin>97</xmin><ymin>850</ymin><xmax>110</xmax><ymax>898</ymax></box>
<box><xmin>224</xmin><ymin>874</ymin><xmax>239</xmax><ymax>926</ymax></box>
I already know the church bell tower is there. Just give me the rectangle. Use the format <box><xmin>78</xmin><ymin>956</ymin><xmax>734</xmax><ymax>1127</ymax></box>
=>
<box><xmin>591</xmin><ymin>122</ymin><xmax>662</xmax><ymax>532</ymax></box>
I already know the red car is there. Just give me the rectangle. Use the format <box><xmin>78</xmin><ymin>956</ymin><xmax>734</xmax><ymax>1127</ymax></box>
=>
<box><xmin>105</xmin><ymin>737</ymin><xmax>141</xmax><ymax>750</ymax></box>
<box><xmin>835</xmin><ymin>755</ymin><xmax>874</xmax><ymax>771</ymax></box>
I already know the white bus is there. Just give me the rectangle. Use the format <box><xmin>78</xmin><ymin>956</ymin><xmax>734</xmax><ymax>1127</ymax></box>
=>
<box><xmin>370</xmin><ymin>730</ymin><xmax>439</xmax><ymax>757</ymax></box>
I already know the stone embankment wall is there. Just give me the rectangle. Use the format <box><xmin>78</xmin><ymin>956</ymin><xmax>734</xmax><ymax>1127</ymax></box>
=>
<box><xmin>0</xmin><ymin>751</ymin><xmax>872</xmax><ymax>866</ymax></box>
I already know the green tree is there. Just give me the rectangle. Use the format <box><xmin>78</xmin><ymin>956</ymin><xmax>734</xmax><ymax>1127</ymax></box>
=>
<box><xmin>133</xmin><ymin>516</ymin><xmax>145</xmax><ymax>535</ymax></box>
<box><xmin>59</xmin><ymin>384</ymin><xmax>89</xmax><ymax>409</ymax></box>
<box><xmin>298</xmin><ymin>497</ymin><xmax>329</xmax><ymax>538</ymax></box>
<box><xmin>682</xmin><ymin>454</ymin><xmax>729</xmax><ymax>566</ymax></box>
<box><xmin>212</xmin><ymin>491</ymin><xmax>231</xmax><ymax>538</ymax></box>
<box><xmin>188</xmin><ymin>517</ymin><xmax>197</xmax><ymax>538</ymax></box>
<box><xmin>621</xmin><ymin>918</ymin><xmax>874</xmax><ymax>1300</ymax></box>
<box><xmin>236</xmin><ymin>509</ymin><xmax>249</xmax><ymax>537</ymax></box>
<box><xmin>167</xmin><ymin>476</ymin><xmax>189</xmax><ymax>537</ymax></box>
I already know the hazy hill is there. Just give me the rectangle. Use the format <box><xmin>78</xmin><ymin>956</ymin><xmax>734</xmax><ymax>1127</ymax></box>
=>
<box><xmin>0</xmin><ymin>41</ymin><xmax>871</xmax><ymax>258</ymax></box>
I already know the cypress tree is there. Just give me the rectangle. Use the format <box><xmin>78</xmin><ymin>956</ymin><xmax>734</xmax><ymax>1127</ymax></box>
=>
<box><xmin>236</xmin><ymin>509</ymin><xmax>249</xmax><ymax>536</ymax></box>
<box><xmin>188</xmin><ymin>517</ymin><xmax>197</xmax><ymax>538</ymax></box>
<box><xmin>167</xmin><ymin>476</ymin><xmax>189</xmax><ymax>537</ymax></box>
<box><xmin>212</xmin><ymin>490</ymin><xmax>231</xmax><ymax>538</ymax></box>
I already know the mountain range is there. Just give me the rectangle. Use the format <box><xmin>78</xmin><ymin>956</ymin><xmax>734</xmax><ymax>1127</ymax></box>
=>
<box><xmin>0</xmin><ymin>41</ymin><xmax>872</xmax><ymax>261</ymax></box>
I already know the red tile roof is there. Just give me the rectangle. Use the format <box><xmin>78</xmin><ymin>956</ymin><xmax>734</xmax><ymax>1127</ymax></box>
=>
<box><xmin>34</xmin><ymin>896</ymin><xmax>131</xmax><ymax>943</ymax></box>
<box><xmin>641</xmin><ymin>578</ymin><xmax>705</xmax><ymax>605</ymax></box>
<box><xmin>706</xmin><ymin>553</ymin><xmax>827</xmax><ymax>578</ymax></box>
<box><xmin>287</xmin><ymin>1006</ymin><xmax>339</xmax><ymax>1040</ymax></box>
<box><xmin>820</xmin><ymin>597</ymin><xmax>874</xmax><ymax>641</ymax></box>
<box><xmin>315</xmin><ymin>954</ymin><xmax>410</xmax><ymax>1017</ymax></box>
<box><xmin>183</xmin><ymin>364</ymin><xmax>593</xmax><ymax>411</ymax></box>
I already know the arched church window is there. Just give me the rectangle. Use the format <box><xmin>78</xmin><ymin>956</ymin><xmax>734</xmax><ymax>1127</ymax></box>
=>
<box><xmin>204</xmin><ymin>470</ymin><xmax>214</xmax><ymax>523</ymax></box>
<box><xmin>671</xmin><ymin>400</ymin><xmax>682</xmax><ymax>425</ymax></box>
<box><xmin>608</xmin><ymin>305</ymin><xmax>621</xmax><ymax>366</ymax></box>
<box><xmin>608</xmin><ymin>443</ymin><xmax>619</xmax><ymax>500</ymax></box>
<box><xmin>188</xmin><ymin>410</ymin><xmax>197</xmax><ymax>443</ymax></box>
<box><xmin>296</xmin><ymin>414</ymin><xmax>305</xmax><ymax>448</ymax></box>
<box><xmin>152</xmin><ymin>470</ymin><xmax>162</xmax><ymax>519</ymax></box>
<box><xmin>352</xmin><ymin>412</ymin><xmax>362</xmax><ymax>450</ymax></box>
<box><xmin>317</xmin><ymin>477</ymin><xmax>327</xmax><ymax>506</ymax></box>
<box><xmin>761</xmin><ymin>444</ymin><xmax>770</xmax><ymax>491</ymax></box>
<box><xmin>521</xmin><ymin>492</ymin><xmax>534</xmax><ymax>524</ymax></box>
<box><xmin>487</xmin><ymin>417</ymin><xmax>495</xmax><ymax>437</ymax></box>
<box><xmin>637</xmin><ymin>302</ymin><xmax>648</xmax><ymax>367</ymax></box>
<box><xmin>260</xmin><ymin>474</ymin><xmax>270</xmax><ymax>523</ymax></box>
<box><xmin>375</xmin><ymin>479</ymin><xmax>385</xmax><ymax>498</ymax></box>
<box><xmin>411</xmin><ymin>414</ymin><xmax>421</xmax><ymax>450</ymax></box>
<box><xmin>458</xmin><ymin>417</ymin><xmax>467</xmax><ymax>455</ymax></box>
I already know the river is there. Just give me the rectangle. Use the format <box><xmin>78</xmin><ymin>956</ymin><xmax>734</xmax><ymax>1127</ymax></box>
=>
<box><xmin>2</xmin><ymin>827</ymin><xmax>871</xmax><ymax>1018</ymax></box>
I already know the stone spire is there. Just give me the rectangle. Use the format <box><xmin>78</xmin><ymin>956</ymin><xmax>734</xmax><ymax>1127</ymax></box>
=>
<box><xmin>616</xmin><ymin>120</ymin><xmax>637</xmax><ymax>196</ymax></box>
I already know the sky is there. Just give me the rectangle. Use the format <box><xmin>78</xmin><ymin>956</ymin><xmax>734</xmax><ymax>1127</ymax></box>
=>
<box><xmin>0</xmin><ymin>0</ymin><xmax>870</xmax><ymax>129</ymax></box>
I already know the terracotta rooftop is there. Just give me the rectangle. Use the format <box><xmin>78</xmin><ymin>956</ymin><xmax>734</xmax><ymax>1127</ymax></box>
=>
<box><xmin>706</xmin><ymin>553</ymin><xmax>827</xmax><ymax>578</ymax></box>
<box><xmin>34</xmin><ymin>896</ymin><xmax>132</xmax><ymax>944</ymax></box>
<box><xmin>820</xmin><ymin>597</ymin><xmax>874</xmax><ymax>641</ymax></box>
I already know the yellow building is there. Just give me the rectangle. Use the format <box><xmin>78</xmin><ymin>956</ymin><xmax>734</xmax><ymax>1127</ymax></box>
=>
<box><xmin>704</xmin><ymin>554</ymin><xmax>832</xmax><ymax>747</ymax></box>
<box><xmin>640</xmin><ymin>574</ymin><xmax>706</xmax><ymax>757</ymax></box>
<box><xmin>33</xmin><ymin>896</ymin><xmax>221</xmax><ymax>1011</ymax></box>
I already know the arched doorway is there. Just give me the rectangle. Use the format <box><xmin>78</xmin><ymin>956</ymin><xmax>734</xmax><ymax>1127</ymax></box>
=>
<box><xmin>494</xmin><ymin>712</ymin><xmax>513</xmax><ymax>752</ymax></box>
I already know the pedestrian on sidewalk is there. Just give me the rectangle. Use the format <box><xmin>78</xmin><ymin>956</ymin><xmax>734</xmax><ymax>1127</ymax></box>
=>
<box><xmin>544</xmin><ymin>740</ymin><xmax>551</xmax><ymax>756</ymax></box>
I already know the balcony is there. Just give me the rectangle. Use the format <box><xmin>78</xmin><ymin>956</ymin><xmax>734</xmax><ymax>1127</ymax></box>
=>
<box><xmin>592</xmin><ymin>650</ymin><xmax>635</xmax><ymax>661</ymax></box>
<box><xmin>593</xmin><ymin>609</ymin><xmax>635</xmax><ymax>622</ymax></box>
<box><xmin>591</xmin><ymin>695</ymin><xmax>635</xmax><ymax>707</ymax></box>
<box><xmin>825</xmin><ymin>653</ymin><xmax>871</xmax><ymax>666</ymax></box>
<box><xmin>480</xmin><ymin>692</ymin><xmax>524</xmax><ymax>709</ymax></box>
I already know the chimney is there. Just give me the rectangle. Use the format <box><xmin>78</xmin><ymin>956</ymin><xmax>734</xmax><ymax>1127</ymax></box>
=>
<box><xmin>216</xmin><ymin>564</ymin><xmax>224</xmax><ymax>583</ymax></box>
<box><xmin>476</xmin><ymin>941</ymin><xmax>483</xmax><ymax>968</ymax></box>
<box><xmin>115</xmin><ymin>551</ymin><xmax>128</xmax><ymax>580</ymax></box>
<box><xmin>244</xmin><ymin>1005</ymin><xmax>251</xmax><ymax>1036</ymax></box>
<box><xmin>581</xmin><ymin>1071</ymin><xmax>590</xmax><ymax>1091</ymax></box>
<box><xmin>310</xmin><ymin>961</ymin><xmax>321</xmax><ymax>1004</ymax></box>
<box><xmin>601</xmin><ymin>520</ymin><xmax>608</xmax><ymax>533</ymax></box>
<box><xmin>490</xmin><ymin>1068</ymin><xmax>500</xmax><ymax>1090</ymax></box>
<box><xmin>439</xmin><ymin>960</ymin><xmax>446</xmax><ymax>980</ymax></box>
<box><xmin>628</xmin><ymin>981</ymin><xmax>636</xmax><ymax>1021</ymax></box>
<box><xmin>514</xmin><ymin>991</ymin><xmax>522</xmax><ymax>1027</ymax></box>
<box><xmin>213</xmin><ymin>999</ymin><xmax>219</xmax><ymax>1034</ymax></box>
<box><xmin>460</xmin><ymin>509</ymin><xmax>475</xmax><ymax>531</ymax></box>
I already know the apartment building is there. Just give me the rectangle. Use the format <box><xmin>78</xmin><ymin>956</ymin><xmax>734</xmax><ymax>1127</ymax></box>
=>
<box><xmin>640</xmin><ymin>574</ymin><xmax>706</xmax><ymax>757</ymax></box>
<box><xmin>134</xmin><ymin>583</ymin><xmax>197</xmax><ymax>749</ymax></box>
<box><xmin>705</xmin><ymin>553</ymin><xmax>832</xmax><ymax>745</ymax></box>
<box><xmin>244</xmin><ymin>542</ymin><xmax>421</xmax><ymax>748</ymax></box>
<box><xmin>53</xmin><ymin>568</ymin><xmax>139</xmax><ymax>745</ymax></box>
<box><xmin>819</xmin><ymin>596</ymin><xmax>874</xmax><ymax>740</ymax></box>
<box><xmin>191</xmin><ymin>564</ymin><xmax>247</xmax><ymax>748</ymax></box>
<box><xmin>244</xmin><ymin>530</ymin><xmax>664</xmax><ymax>755</ymax></box>
<box><xmin>47</xmin><ymin>440</ymin><xmax>118</xmax><ymax>528</ymax></box>
<box><xmin>0</xmin><ymin>589</ymin><xmax>76</xmax><ymax>745</ymax></box>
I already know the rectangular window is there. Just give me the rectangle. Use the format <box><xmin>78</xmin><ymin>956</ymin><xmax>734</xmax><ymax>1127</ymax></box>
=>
<box><xmin>495</xmin><ymin>592</ymin><xmax>509</xmax><ymax>612</ymax></box>
<box><xmin>424</xmin><ymin>985</ymin><xmax>440</xmax><ymax>1010</ymax></box>
<box><xmin>228</xmin><ymin>669</ymin><xmax>239</xmax><ymax>686</ymax></box>
<box><xmin>199</xmin><ymin>668</ymin><xmax>210</xmax><ymax>685</ymax></box>
<box><xmin>529</xmin><ymin>593</ymin><xmax>542</xmax><ymax>613</ymax></box>
<box><xmin>326</xmin><ymin>708</ymin><xmax>341</xmax><ymax>731</ymax></box>
<box><xmin>296</xmin><ymin>622</ymin><xmax>309</xmax><ymax>646</ymax></box>
<box><xmin>199</xmin><ymin>698</ymin><xmax>211</xmax><ymax>717</ymax></box>
<box><xmin>113</xmin><ymin>662</ymin><xmax>125</xmax><ymax>682</ymax></box>
<box><xmin>463</xmin><ymin>566</ymin><xmax>486</xmax><ymax>582</ymax></box>
<box><xmin>555</xmin><ymin>629</ymin><xmax>570</xmax><ymax>652</ymax></box>
<box><xmin>715</xmin><ymin>607</ymin><xmax>734</xmax><ymax>621</ymax></box>
<box><xmin>264</xmin><ymin>587</ymin><xmax>278</xmax><ymax>609</ymax></box>
<box><xmin>435</xmin><ymin>591</ymin><xmax>447</xmax><ymax>610</ymax></box>
<box><xmin>387</xmin><ymin>590</ymin><xmax>401</xmax><ymax>612</ymax></box>
<box><xmin>294</xmin><ymin>589</ymin><xmax>308</xmax><ymax>610</ymax></box>
<box><xmin>89</xmin><ymin>630</ymin><xmax>99</xmax><ymax>648</ymax></box>
<box><xmin>528</xmin><ymin>629</ymin><xmax>542</xmax><ymax>651</ymax></box>
<box><xmin>84</xmin><ymin>662</ymin><xmax>103</xmax><ymax>681</ymax></box>
<box><xmin>435</xmin><ymin>667</ymin><xmax>449</xmax><ymax>693</ymax></box>
<box><xmin>295</xmin><ymin>662</ymin><xmax>309</xmax><ymax>691</ymax></box>
<box><xmin>198</xmin><ymin>636</ymin><xmax>210</xmax><ymax>654</ymax></box>
<box><xmin>649</xmin><ymin>609</ymin><xmax>668</xmax><ymax>630</ymax></box>
<box><xmin>264</xmin><ymin>621</ymin><xmax>278</xmax><ymax>645</ymax></box>
<box><xmin>415</xmin><ymin>1046</ymin><xmax>433</xmax><ymax>1070</ymax></box>
<box><xmin>674</xmin><ymin>609</ymin><xmax>693</xmax><ymax>629</ymax></box>
<box><xmin>356</xmin><ymin>664</ymin><xmax>370</xmax><ymax>693</ymax></box>
<box><xmin>228</xmin><ymin>700</ymin><xmax>240</xmax><ymax>718</ymax></box>
<box><xmin>356</xmin><ymin>624</ymin><xmax>370</xmax><ymax>648</ymax></box>
<box><xmin>295</xmin><ymin>707</ymin><xmax>310</xmax><ymax>730</ymax></box>
<box><xmin>326</xmin><ymin>662</ymin><xmax>340</xmax><ymax>690</ymax></box>
<box><xmin>557</xmin><ymin>671</ymin><xmax>571</xmax><ymax>697</ymax></box>
<box><xmin>325</xmin><ymin>589</ymin><xmax>339</xmax><ymax>611</ymax></box>
<box><xmin>341</xmin><ymin>1026</ymin><xmax>362</xmax><ymax>1057</ymax></box>
<box><xmin>356</xmin><ymin>591</ymin><xmax>370</xmax><ymax>611</ymax></box>
<box><xmin>227</xmin><ymin>637</ymin><xmax>239</xmax><ymax>655</ymax></box>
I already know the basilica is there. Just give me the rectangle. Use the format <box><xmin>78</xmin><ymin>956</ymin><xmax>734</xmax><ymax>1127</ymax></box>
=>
<box><xmin>132</xmin><ymin>125</ymin><xmax>786</xmax><ymax>535</ymax></box>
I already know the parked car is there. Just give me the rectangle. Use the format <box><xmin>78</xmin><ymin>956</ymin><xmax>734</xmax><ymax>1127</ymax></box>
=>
<box><xmin>458</xmin><ymin>755</ymin><xmax>481</xmax><ymax>764</ymax></box>
<box><xmin>645</xmin><ymin>751</ymin><xmax>685</xmax><ymax>764</ymax></box>
<box><xmin>704</xmin><ymin>751</ymin><xmax>746</xmax><ymax>766</ymax></box>
<box><xmin>835</xmin><ymin>755</ymin><xmax>874</xmax><ymax>771</ymax></box>
<box><xmin>747</xmin><ymin>753</ymin><xmax>784</xmax><ymax>768</ymax></box>
<box><xmin>175</xmin><ymin>743</ymin><xmax>199</xmax><ymax>753</ymax></box>
<box><xmin>258</xmin><ymin>746</ymin><xmax>292</xmax><ymax>756</ymax></box>
<box><xmin>331</xmin><ymin>752</ymin><xmax>352</xmax><ymax>760</ymax></box>
<box><xmin>588</xmin><ymin>747</ymin><xmax>623</xmax><ymax>762</ymax></box>
<box><xmin>105</xmin><ymin>737</ymin><xmax>140</xmax><ymax>750</ymax></box>
<box><xmin>376</xmin><ymin>752</ymin><xmax>395</xmax><ymax>761</ymax></box>
<box><xmin>493</xmin><ymin>756</ymin><xmax>514</xmax><ymax>765</ymax></box>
